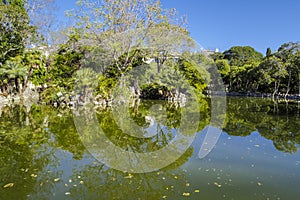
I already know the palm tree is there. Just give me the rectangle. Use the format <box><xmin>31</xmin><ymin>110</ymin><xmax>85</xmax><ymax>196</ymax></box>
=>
<box><xmin>1</xmin><ymin>57</ymin><xmax>27</xmax><ymax>95</ymax></box>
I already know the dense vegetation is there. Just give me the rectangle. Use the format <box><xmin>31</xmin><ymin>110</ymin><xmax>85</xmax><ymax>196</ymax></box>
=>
<box><xmin>0</xmin><ymin>0</ymin><xmax>299</xmax><ymax>104</ymax></box>
<box><xmin>211</xmin><ymin>44</ymin><xmax>300</xmax><ymax>99</ymax></box>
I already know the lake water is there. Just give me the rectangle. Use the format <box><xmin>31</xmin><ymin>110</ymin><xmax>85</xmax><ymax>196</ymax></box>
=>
<box><xmin>0</xmin><ymin>97</ymin><xmax>300</xmax><ymax>199</ymax></box>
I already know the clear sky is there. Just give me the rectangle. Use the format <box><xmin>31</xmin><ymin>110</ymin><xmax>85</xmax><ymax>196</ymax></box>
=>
<box><xmin>56</xmin><ymin>0</ymin><xmax>300</xmax><ymax>54</ymax></box>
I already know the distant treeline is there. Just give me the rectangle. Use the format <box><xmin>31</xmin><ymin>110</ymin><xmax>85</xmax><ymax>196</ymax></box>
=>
<box><xmin>210</xmin><ymin>44</ymin><xmax>300</xmax><ymax>98</ymax></box>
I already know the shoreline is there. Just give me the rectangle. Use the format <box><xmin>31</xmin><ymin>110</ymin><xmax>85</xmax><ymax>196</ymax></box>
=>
<box><xmin>1</xmin><ymin>91</ymin><xmax>300</xmax><ymax>109</ymax></box>
<box><xmin>226</xmin><ymin>92</ymin><xmax>300</xmax><ymax>101</ymax></box>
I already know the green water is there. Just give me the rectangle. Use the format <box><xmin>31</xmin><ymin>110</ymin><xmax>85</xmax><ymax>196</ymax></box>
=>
<box><xmin>0</xmin><ymin>97</ymin><xmax>300</xmax><ymax>199</ymax></box>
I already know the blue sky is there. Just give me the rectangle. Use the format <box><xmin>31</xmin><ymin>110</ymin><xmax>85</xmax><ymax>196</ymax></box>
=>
<box><xmin>56</xmin><ymin>0</ymin><xmax>300</xmax><ymax>54</ymax></box>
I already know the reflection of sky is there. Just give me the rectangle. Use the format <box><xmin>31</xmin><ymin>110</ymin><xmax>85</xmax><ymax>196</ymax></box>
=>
<box><xmin>183</xmin><ymin>128</ymin><xmax>300</xmax><ymax>199</ymax></box>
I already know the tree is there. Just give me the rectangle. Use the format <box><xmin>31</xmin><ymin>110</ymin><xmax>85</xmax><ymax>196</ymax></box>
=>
<box><xmin>275</xmin><ymin>42</ymin><xmax>300</xmax><ymax>98</ymax></box>
<box><xmin>258</xmin><ymin>55</ymin><xmax>287</xmax><ymax>99</ymax></box>
<box><xmin>0</xmin><ymin>56</ymin><xmax>27</xmax><ymax>94</ymax></box>
<box><xmin>25</xmin><ymin>0</ymin><xmax>64</xmax><ymax>46</ymax></box>
<box><xmin>0</xmin><ymin>1</ymin><xmax>35</xmax><ymax>65</ymax></box>
<box><xmin>71</xmin><ymin>0</ymin><xmax>192</xmax><ymax>74</ymax></box>
<box><xmin>266</xmin><ymin>47</ymin><xmax>272</xmax><ymax>57</ymax></box>
<box><xmin>223</xmin><ymin>46</ymin><xmax>263</xmax><ymax>67</ymax></box>
<box><xmin>215</xmin><ymin>59</ymin><xmax>230</xmax><ymax>77</ymax></box>
<box><xmin>0</xmin><ymin>0</ymin><xmax>40</xmax><ymax>96</ymax></box>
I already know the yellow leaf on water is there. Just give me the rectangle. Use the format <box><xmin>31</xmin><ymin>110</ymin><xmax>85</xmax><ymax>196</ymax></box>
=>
<box><xmin>182</xmin><ymin>192</ymin><xmax>190</xmax><ymax>196</ymax></box>
<box><xmin>214</xmin><ymin>182</ymin><xmax>222</xmax><ymax>188</ymax></box>
<box><xmin>257</xmin><ymin>182</ymin><xmax>263</xmax><ymax>186</ymax></box>
<box><xmin>194</xmin><ymin>189</ymin><xmax>200</xmax><ymax>193</ymax></box>
<box><xmin>162</xmin><ymin>195</ymin><xmax>167</xmax><ymax>199</ymax></box>
<box><xmin>3</xmin><ymin>183</ymin><xmax>14</xmax><ymax>188</ymax></box>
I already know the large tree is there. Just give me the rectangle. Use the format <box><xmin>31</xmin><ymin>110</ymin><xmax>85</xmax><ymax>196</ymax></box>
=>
<box><xmin>223</xmin><ymin>46</ymin><xmax>263</xmax><ymax>67</ymax></box>
<box><xmin>71</xmin><ymin>0</ymin><xmax>193</xmax><ymax>73</ymax></box>
<box><xmin>0</xmin><ymin>0</ymin><xmax>35</xmax><ymax>65</ymax></box>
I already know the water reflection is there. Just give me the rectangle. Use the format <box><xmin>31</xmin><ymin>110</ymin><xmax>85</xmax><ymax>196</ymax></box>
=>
<box><xmin>224</xmin><ymin>98</ymin><xmax>300</xmax><ymax>153</ymax></box>
<box><xmin>0</xmin><ymin>97</ymin><xmax>299</xmax><ymax>199</ymax></box>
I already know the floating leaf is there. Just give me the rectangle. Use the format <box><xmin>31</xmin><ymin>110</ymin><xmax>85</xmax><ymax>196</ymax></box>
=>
<box><xmin>257</xmin><ymin>182</ymin><xmax>263</xmax><ymax>186</ymax></box>
<box><xmin>30</xmin><ymin>174</ymin><xmax>37</xmax><ymax>178</ymax></box>
<box><xmin>54</xmin><ymin>178</ymin><xmax>60</xmax><ymax>182</ymax></box>
<box><xmin>214</xmin><ymin>182</ymin><xmax>222</xmax><ymax>188</ymax></box>
<box><xmin>3</xmin><ymin>183</ymin><xmax>14</xmax><ymax>188</ymax></box>
<box><xmin>194</xmin><ymin>189</ymin><xmax>200</xmax><ymax>193</ymax></box>
<box><xmin>182</xmin><ymin>192</ymin><xmax>190</xmax><ymax>196</ymax></box>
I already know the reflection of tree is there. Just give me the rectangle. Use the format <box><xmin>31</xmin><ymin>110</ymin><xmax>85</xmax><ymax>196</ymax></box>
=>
<box><xmin>0</xmin><ymin>104</ymin><xmax>52</xmax><ymax>199</ymax></box>
<box><xmin>97</xmin><ymin>101</ymin><xmax>181</xmax><ymax>153</ymax></box>
<box><xmin>0</xmin><ymin>104</ymin><xmax>87</xmax><ymax>199</ymax></box>
<box><xmin>48</xmin><ymin>110</ymin><xmax>86</xmax><ymax>160</ymax></box>
<box><xmin>95</xmin><ymin>99</ymin><xmax>209</xmax><ymax>153</ymax></box>
<box><xmin>64</xmin><ymin>148</ymin><xmax>193</xmax><ymax>200</ymax></box>
<box><xmin>224</xmin><ymin>97</ymin><xmax>300</xmax><ymax>153</ymax></box>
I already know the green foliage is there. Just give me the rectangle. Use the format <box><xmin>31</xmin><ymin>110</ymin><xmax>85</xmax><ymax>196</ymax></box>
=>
<box><xmin>177</xmin><ymin>58</ymin><xmax>209</xmax><ymax>95</ymax></box>
<box><xmin>223</xmin><ymin>46</ymin><xmax>263</xmax><ymax>67</ymax></box>
<box><xmin>215</xmin><ymin>59</ymin><xmax>230</xmax><ymax>77</ymax></box>
<box><xmin>214</xmin><ymin>43</ymin><xmax>300</xmax><ymax>96</ymax></box>
<box><xmin>49</xmin><ymin>35</ymin><xmax>85</xmax><ymax>90</ymax></box>
<box><xmin>0</xmin><ymin>1</ymin><xmax>37</xmax><ymax>65</ymax></box>
<box><xmin>140</xmin><ymin>83</ymin><xmax>169</xmax><ymax>100</ymax></box>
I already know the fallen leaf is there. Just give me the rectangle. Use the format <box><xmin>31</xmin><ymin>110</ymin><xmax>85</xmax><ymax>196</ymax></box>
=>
<box><xmin>214</xmin><ymin>182</ymin><xmax>222</xmax><ymax>188</ymax></box>
<box><xmin>3</xmin><ymin>183</ymin><xmax>14</xmax><ymax>188</ymax></box>
<box><xmin>257</xmin><ymin>182</ymin><xmax>263</xmax><ymax>186</ymax></box>
<box><xmin>194</xmin><ymin>189</ymin><xmax>200</xmax><ymax>193</ymax></box>
<box><xmin>182</xmin><ymin>192</ymin><xmax>190</xmax><ymax>196</ymax></box>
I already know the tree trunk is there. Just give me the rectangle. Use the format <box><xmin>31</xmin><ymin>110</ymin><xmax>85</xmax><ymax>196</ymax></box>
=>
<box><xmin>17</xmin><ymin>77</ymin><xmax>22</xmax><ymax>95</ymax></box>
<box><xmin>272</xmin><ymin>81</ymin><xmax>279</xmax><ymax>100</ymax></box>
<box><xmin>285</xmin><ymin>70</ymin><xmax>291</xmax><ymax>99</ymax></box>
<box><xmin>22</xmin><ymin>65</ymin><xmax>34</xmax><ymax>93</ymax></box>
<box><xmin>134</xmin><ymin>79</ymin><xmax>140</xmax><ymax>98</ymax></box>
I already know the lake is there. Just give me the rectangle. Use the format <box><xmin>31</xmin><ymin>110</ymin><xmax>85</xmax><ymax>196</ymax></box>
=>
<box><xmin>0</xmin><ymin>97</ymin><xmax>300</xmax><ymax>199</ymax></box>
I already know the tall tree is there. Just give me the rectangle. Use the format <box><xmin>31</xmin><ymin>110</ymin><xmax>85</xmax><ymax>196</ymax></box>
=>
<box><xmin>276</xmin><ymin>42</ymin><xmax>300</xmax><ymax>98</ymax></box>
<box><xmin>71</xmin><ymin>0</ymin><xmax>193</xmax><ymax>73</ymax></box>
<box><xmin>258</xmin><ymin>55</ymin><xmax>287</xmax><ymax>99</ymax></box>
<box><xmin>266</xmin><ymin>47</ymin><xmax>272</xmax><ymax>57</ymax></box>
